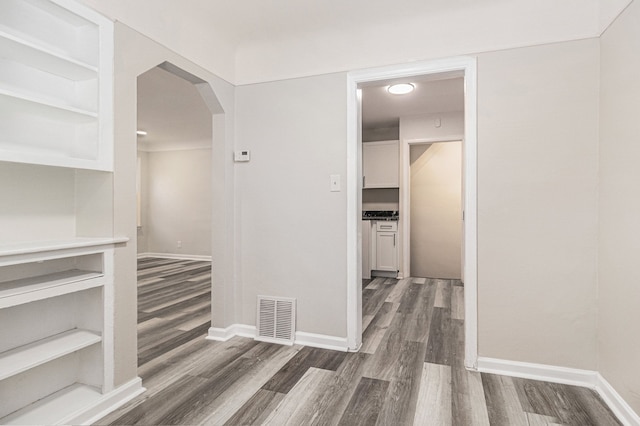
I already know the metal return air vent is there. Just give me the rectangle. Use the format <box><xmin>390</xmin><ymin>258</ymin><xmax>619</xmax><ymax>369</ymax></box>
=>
<box><xmin>256</xmin><ymin>296</ymin><xmax>296</xmax><ymax>345</ymax></box>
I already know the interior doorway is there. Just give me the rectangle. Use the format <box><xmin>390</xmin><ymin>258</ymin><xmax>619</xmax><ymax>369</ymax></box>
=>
<box><xmin>407</xmin><ymin>140</ymin><xmax>463</xmax><ymax>279</ymax></box>
<box><xmin>134</xmin><ymin>63</ymin><xmax>214</xmax><ymax>372</ymax></box>
<box><xmin>347</xmin><ymin>57</ymin><xmax>478</xmax><ymax>368</ymax></box>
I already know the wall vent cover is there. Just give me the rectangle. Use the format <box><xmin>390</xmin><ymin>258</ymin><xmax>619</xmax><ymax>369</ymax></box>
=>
<box><xmin>256</xmin><ymin>296</ymin><xmax>296</xmax><ymax>345</ymax></box>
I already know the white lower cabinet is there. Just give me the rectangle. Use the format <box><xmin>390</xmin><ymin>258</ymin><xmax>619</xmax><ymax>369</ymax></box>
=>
<box><xmin>376</xmin><ymin>232</ymin><xmax>398</xmax><ymax>272</ymax></box>
<box><xmin>0</xmin><ymin>238</ymin><xmax>125</xmax><ymax>425</ymax></box>
<box><xmin>370</xmin><ymin>221</ymin><xmax>399</xmax><ymax>275</ymax></box>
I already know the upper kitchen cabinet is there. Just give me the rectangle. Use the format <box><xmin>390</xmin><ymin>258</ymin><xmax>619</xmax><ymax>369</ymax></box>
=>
<box><xmin>363</xmin><ymin>140</ymin><xmax>399</xmax><ymax>188</ymax></box>
<box><xmin>0</xmin><ymin>0</ymin><xmax>113</xmax><ymax>171</ymax></box>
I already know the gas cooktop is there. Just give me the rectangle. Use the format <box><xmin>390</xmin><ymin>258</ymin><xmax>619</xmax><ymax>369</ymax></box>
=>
<box><xmin>362</xmin><ymin>211</ymin><xmax>399</xmax><ymax>221</ymax></box>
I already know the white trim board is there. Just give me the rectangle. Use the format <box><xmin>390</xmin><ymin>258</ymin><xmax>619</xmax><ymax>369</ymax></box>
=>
<box><xmin>69</xmin><ymin>377</ymin><xmax>145</xmax><ymax>425</ymax></box>
<box><xmin>207</xmin><ymin>325</ymin><xmax>350</xmax><ymax>352</ymax></box>
<box><xmin>137</xmin><ymin>252</ymin><xmax>212</xmax><ymax>261</ymax></box>
<box><xmin>346</xmin><ymin>56</ymin><xmax>478</xmax><ymax>368</ymax></box>
<box><xmin>596</xmin><ymin>373</ymin><xmax>640</xmax><ymax>426</ymax></box>
<box><xmin>477</xmin><ymin>357</ymin><xmax>640</xmax><ymax>426</ymax></box>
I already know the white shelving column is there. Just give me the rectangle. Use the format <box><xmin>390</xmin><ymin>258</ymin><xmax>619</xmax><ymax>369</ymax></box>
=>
<box><xmin>0</xmin><ymin>0</ymin><xmax>124</xmax><ymax>424</ymax></box>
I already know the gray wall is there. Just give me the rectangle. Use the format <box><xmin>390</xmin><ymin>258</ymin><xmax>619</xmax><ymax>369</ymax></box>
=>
<box><xmin>235</xmin><ymin>72</ymin><xmax>348</xmax><ymax>337</ymax></box>
<box><xmin>598</xmin><ymin>0</ymin><xmax>640</xmax><ymax>414</ymax></box>
<box><xmin>139</xmin><ymin>148</ymin><xmax>212</xmax><ymax>257</ymax></box>
<box><xmin>410</xmin><ymin>142</ymin><xmax>462</xmax><ymax>279</ymax></box>
<box><xmin>477</xmin><ymin>39</ymin><xmax>600</xmax><ymax>370</ymax></box>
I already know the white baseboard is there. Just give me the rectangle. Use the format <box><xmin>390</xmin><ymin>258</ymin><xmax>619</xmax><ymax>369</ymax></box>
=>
<box><xmin>295</xmin><ymin>331</ymin><xmax>349</xmax><ymax>352</ymax></box>
<box><xmin>477</xmin><ymin>357</ymin><xmax>640</xmax><ymax>426</ymax></box>
<box><xmin>477</xmin><ymin>357</ymin><xmax>598</xmax><ymax>388</ymax></box>
<box><xmin>207</xmin><ymin>324</ymin><xmax>255</xmax><ymax>341</ymax></box>
<box><xmin>207</xmin><ymin>324</ymin><xmax>349</xmax><ymax>352</ymax></box>
<box><xmin>137</xmin><ymin>252</ymin><xmax>212</xmax><ymax>261</ymax></box>
<box><xmin>71</xmin><ymin>377</ymin><xmax>146</xmax><ymax>425</ymax></box>
<box><xmin>595</xmin><ymin>373</ymin><xmax>640</xmax><ymax>426</ymax></box>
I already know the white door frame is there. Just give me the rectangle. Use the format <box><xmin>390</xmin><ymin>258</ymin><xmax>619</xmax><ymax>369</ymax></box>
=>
<box><xmin>346</xmin><ymin>56</ymin><xmax>478</xmax><ymax>369</ymax></box>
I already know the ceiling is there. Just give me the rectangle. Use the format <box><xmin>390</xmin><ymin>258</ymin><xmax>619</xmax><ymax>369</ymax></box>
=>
<box><xmin>362</xmin><ymin>75</ymin><xmax>464</xmax><ymax>130</ymax></box>
<box><xmin>137</xmin><ymin>66</ymin><xmax>212</xmax><ymax>151</ymax></box>
<box><xmin>202</xmin><ymin>0</ymin><xmax>509</xmax><ymax>46</ymax></box>
<box><xmin>79</xmin><ymin>0</ymin><xmax>630</xmax><ymax>84</ymax></box>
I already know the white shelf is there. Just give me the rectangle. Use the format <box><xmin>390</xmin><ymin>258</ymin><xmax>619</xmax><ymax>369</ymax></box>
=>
<box><xmin>0</xmin><ymin>30</ymin><xmax>97</xmax><ymax>81</ymax></box>
<box><xmin>0</xmin><ymin>87</ymin><xmax>97</xmax><ymax>123</ymax></box>
<box><xmin>0</xmin><ymin>383</ymin><xmax>102</xmax><ymax>425</ymax></box>
<box><xmin>0</xmin><ymin>270</ymin><xmax>104</xmax><ymax>309</ymax></box>
<box><xmin>0</xmin><ymin>329</ymin><xmax>101</xmax><ymax>381</ymax></box>
<box><xmin>0</xmin><ymin>237</ymin><xmax>129</xmax><ymax>258</ymax></box>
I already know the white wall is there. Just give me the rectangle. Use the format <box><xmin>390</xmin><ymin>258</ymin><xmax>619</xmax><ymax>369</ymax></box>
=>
<box><xmin>0</xmin><ymin>163</ymin><xmax>113</xmax><ymax>242</ymax></box>
<box><xmin>235</xmin><ymin>72</ymin><xmax>348</xmax><ymax>337</ymax></box>
<box><xmin>410</xmin><ymin>142</ymin><xmax>462</xmax><ymax>279</ymax></box>
<box><xmin>477</xmin><ymin>39</ymin><xmax>600</xmax><ymax>370</ymax></box>
<box><xmin>400</xmin><ymin>112</ymin><xmax>464</xmax><ymax>142</ymax></box>
<box><xmin>141</xmin><ymin>148</ymin><xmax>212</xmax><ymax>257</ymax></box>
<box><xmin>0</xmin><ymin>163</ymin><xmax>75</xmax><ymax>242</ymax></box>
<box><xmin>598</xmin><ymin>0</ymin><xmax>640</xmax><ymax>415</ymax></box>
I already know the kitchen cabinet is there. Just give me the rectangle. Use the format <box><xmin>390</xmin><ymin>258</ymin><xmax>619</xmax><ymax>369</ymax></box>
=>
<box><xmin>363</xmin><ymin>140</ymin><xmax>399</xmax><ymax>188</ymax></box>
<box><xmin>374</xmin><ymin>221</ymin><xmax>398</xmax><ymax>272</ymax></box>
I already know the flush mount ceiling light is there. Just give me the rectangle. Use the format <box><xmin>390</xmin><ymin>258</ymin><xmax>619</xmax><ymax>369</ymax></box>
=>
<box><xmin>387</xmin><ymin>83</ymin><xmax>415</xmax><ymax>95</ymax></box>
<box><xmin>136</xmin><ymin>130</ymin><xmax>147</xmax><ymax>136</ymax></box>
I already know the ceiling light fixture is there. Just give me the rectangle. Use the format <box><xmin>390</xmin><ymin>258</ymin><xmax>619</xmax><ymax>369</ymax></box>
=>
<box><xmin>136</xmin><ymin>130</ymin><xmax>147</xmax><ymax>136</ymax></box>
<box><xmin>387</xmin><ymin>83</ymin><xmax>415</xmax><ymax>95</ymax></box>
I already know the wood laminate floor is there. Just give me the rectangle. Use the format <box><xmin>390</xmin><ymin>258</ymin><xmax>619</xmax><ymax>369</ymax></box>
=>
<box><xmin>96</xmin><ymin>263</ymin><xmax>621</xmax><ymax>425</ymax></box>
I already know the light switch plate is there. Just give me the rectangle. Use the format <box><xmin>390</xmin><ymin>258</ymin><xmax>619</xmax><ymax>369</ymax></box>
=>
<box><xmin>330</xmin><ymin>174</ymin><xmax>341</xmax><ymax>192</ymax></box>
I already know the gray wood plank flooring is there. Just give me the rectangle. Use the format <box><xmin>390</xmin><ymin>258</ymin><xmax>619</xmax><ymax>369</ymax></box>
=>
<box><xmin>95</xmin><ymin>262</ymin><xmax>621</xmax><ymax>425</ymax></box>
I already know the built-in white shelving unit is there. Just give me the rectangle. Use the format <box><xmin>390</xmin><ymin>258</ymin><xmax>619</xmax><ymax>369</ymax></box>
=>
<box><xmin>0</xmin><ymin>0</ymin><xmax>113</xmax><ymax>171</ymax></box>
<box><xmin>0</xmin><ymin>0</ymin><xmax>123</xmax><ymax>423</ymax></box>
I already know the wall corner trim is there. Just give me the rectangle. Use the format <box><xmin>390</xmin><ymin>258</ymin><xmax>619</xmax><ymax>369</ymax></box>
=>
<box><xmin>595</xmin><ymin>373</ymin><xmax>640</xmax><ymax>426</ymax></box>
<box><xmin>70</xmin><ymin>377</ymin><xmax>146</xmax><ymax>425</ymax></box>
<box><xmin>137</xmin><ymin>252</ymin><xmax>212</xmax><ymax>261</ymax></box>
<box><xmin>477</xmin><ymin>357</ymin><xmax>640</xmax><ymax>426</ymax></box>
<box><xmin>207</xmin><ymin>325</ymin><xmax>349</xmax><ymax>352</ymax></box>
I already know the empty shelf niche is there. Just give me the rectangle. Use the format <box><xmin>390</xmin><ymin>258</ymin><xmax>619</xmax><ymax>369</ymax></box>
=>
<box><xmin>0</xmin><ymin>252</ymin><xmax>104</xmax><ymax>309</ymax></box>
<box><xmin>0</xmin><ymin>340</ymin><xmax>103</xmax><ymax>423</ymax></box>
<box><xmin>0</xmin><ymin>287</ymin><xmax>104</xmax><ymax>421</ymax></box>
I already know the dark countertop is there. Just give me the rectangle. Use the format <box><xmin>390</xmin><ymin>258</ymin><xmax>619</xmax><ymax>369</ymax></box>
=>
<box><xmin>362</xmin><ymin>211</ymin><xmax>399</xmax><ymax>221</ymax></box>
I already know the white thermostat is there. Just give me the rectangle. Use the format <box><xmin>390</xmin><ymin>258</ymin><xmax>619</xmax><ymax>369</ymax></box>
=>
<box><xmin>234</xmin><ymin>150</ymin><xmax>251</xmax><ymax>162</ymax></box>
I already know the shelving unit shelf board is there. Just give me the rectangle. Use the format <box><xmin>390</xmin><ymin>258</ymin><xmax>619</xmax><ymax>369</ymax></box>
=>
<box><xmin>0</xmin><ymin>30</ymin><xmax>97</xmax><ymax>81</ymax></box>
<box><xmin>0</xmin><ymin>329</ymin><xmax>101</xmax><ymax>381</ymax></box>
<box><xmin>0</xmin><ymin>150</ymin><xmax>109</xmax><ymax>171</ymax></box>
<box><xmin>0</xmin><ymin>383</ymin><xmax>102</xmax><ymax>425</ymax></box>
<box><xmin>0</xmin><ymin>237</ymin><xmax>129</xmax><ymax>259</ymax></box>
<box><xmin>0</xmin><ymin>270</ymin><xmax>104</xmax><ymax>309</ymax></box>
<box><xmin>0</xmin><ymin>87</ymin><xmax>97</xmax><ymax>122</ymax></box>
